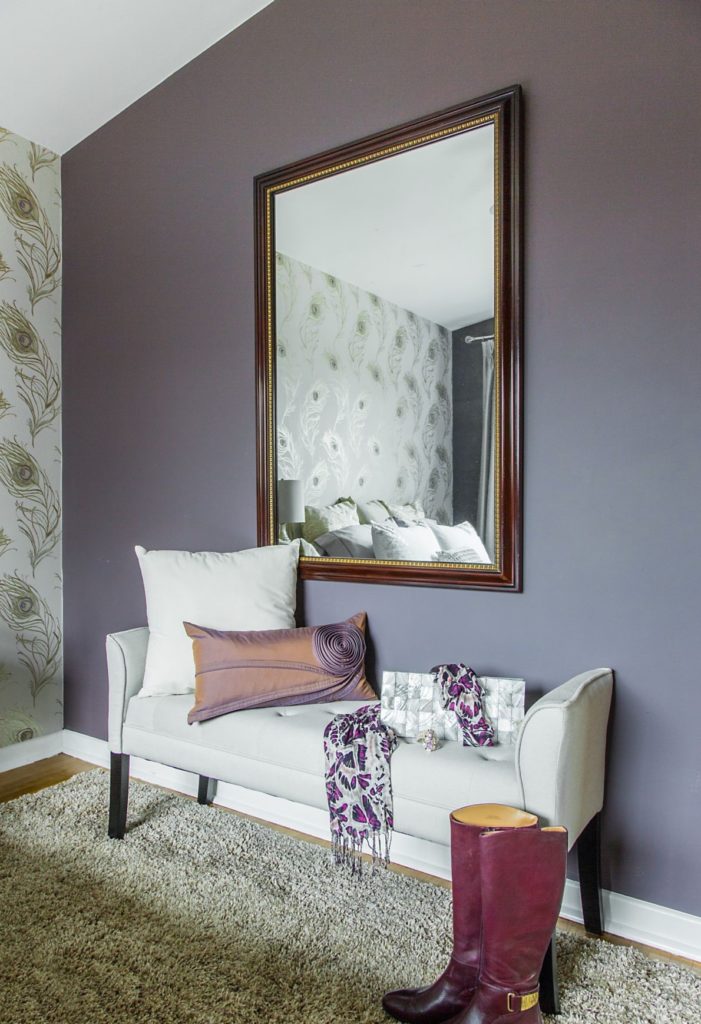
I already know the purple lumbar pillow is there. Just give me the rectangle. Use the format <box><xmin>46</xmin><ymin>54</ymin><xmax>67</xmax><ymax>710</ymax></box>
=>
<box><xmin>185</xmin><ymin>611</ymin><xmax>377</xmax><ymax>724</ymax></box>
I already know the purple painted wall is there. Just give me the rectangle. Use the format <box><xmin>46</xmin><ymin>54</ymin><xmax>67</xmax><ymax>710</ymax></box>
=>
<box><xmin>62</xmin><ymin>0</ymin><xmax>701</xmax><ymax>916</ymax></box>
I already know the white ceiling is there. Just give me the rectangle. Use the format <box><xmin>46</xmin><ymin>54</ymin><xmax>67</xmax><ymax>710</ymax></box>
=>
<box><xmin>0</xmin><ymin>0</ymin><xmax>273</xmax><ymax>154</ymax></box>
<box><xmin>276</xmin><ymin>124</ymin><xmax>495</xmax><ymax>330</ymax></box>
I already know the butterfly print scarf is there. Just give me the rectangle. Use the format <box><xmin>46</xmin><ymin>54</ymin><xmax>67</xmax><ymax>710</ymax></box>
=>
<box><xmin>323</xmin><ymin>703</ymin><xmax>397</xmax><ymax>873</ymax></box>
<box><xmin>432</xmin><ymin>663</ymin><xmax>495</xmax><ymax>746</ymax></box>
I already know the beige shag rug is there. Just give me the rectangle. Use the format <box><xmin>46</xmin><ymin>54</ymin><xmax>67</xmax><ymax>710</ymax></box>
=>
<box><xmin>0</xmin><ymin>771</ymin><xmax>698</xmax><ymax>1024</ymax></box>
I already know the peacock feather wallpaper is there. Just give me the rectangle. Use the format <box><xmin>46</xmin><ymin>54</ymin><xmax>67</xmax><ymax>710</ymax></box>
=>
<box><xmin>276</xmin><ymin>253</ymin><xmax>453</xmax><ymax>521</ymax></box>
<box><xmin>0</xmin><ymin>127</ymin><xmax>61</xmax><ymax>749</ymax></box>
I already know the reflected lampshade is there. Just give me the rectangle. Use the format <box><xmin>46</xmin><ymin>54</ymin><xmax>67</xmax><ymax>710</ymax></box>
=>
<box><xmin>278</xmin><ymin>479</ymin><xmax>305</xmax><ymax>524</ymax></box>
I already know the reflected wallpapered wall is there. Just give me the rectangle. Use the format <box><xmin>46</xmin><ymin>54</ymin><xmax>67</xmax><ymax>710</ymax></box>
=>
<box><xmin>0</xmin><ymin>127</ymin><xmax>62</xmax><ymax>747</ymax></box>
<box><xmin>276</xmin><ymin>252</ymin><xmax>453</xmax><ymax>519</ymax></box>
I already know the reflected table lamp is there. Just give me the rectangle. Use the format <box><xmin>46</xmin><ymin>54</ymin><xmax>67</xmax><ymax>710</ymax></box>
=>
<box><xmin>278</xmin><ymin>479</ymin><xmax>305</xmax><ymax>537</ymax></box>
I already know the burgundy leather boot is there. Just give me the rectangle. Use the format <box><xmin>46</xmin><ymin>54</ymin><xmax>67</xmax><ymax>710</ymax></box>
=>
<box><xmin>449</xmin><ymin>826</ymin><xmax>568</xmax><ymax>1024</ymax></box>
<box><xmin>382</xmin><ymin>805</ymin><xmax>537</xmax><ymax>1024</ymax></box>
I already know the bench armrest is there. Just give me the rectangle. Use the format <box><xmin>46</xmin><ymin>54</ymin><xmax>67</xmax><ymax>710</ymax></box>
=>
<box><xmin>516</xmin><ymin>668</ymin><xmax>613</xmax><ymax>846</ymax></box>
<box><xmin>106</xmin><ymin>627</ymin><xmax>149</xmax><ymax>752</ymax></box>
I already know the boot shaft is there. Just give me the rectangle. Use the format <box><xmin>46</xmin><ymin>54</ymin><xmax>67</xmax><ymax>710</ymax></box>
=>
<box><xmin>449</xmin><ymin>805</ymin><xmax>538</xmax><ymax>967</ymax></box>
<box><xmin>478</xmin><ymin>826</ymin><xmax>567</xmax><ymax>993</ymax></box>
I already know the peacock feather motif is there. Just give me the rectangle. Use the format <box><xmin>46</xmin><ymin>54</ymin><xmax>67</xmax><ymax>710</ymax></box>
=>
<box><xmin>0</xmin><ymin>527</ymin><xmax>12</xmax><ymax>557</ymax></box>
<box><xmin>0</xmin><ymin>164</ymin><xmax>61</xmax><ymax>311</ymax></box>
<box><xmin>404</xmin><ymin>441</ymin><xmax>421</xmax><ymax>491</ymax></box>
<box><xmin>321</xmin><ymin>429</ymin><xmax>348</xmax><ymax>489</ymax></box>
<box><xmin>434</xmin><ymin>380</ymin><xmax>451</xmax><ymax>425</ymax></box>
<box><xmin>0</xmin><ymin>573</ymin><xmax>61</xmax><ymax>704</ymax></box>
<box><xmin>304</xmin><ymin>461</ymin><xmax>329</xmax><ymax>505</ymax></box>
<box><xmin>277</xmin><ymin>424</ymin><xmax>302</xmax><ymax>480</ymax></box>
<box><xmin>275</xmin><ymin>251</ymin><xmax>295</xmax><ymax>331</ymax></box>
<box><xmin>0</xmin><ymin>251</ymin><xmax>11</xmax><ymax>281</ymax></box>
<box><xmin>323</xmin><ymin>272</ymin><xmax>348</xmax><ymax>332</ymax></box>
<box><xmin>422</xmin><ymin>403</ymin><xmax>440</xmax><ymax>460</ymax></box>
<box><xmin>300</xmin><ymin>381</ymin><xmax>329</xmax><ymax>454</ymax></box>
<box><xmin>366</xmin><ymin>362</ymin><xmax>384</xmax><ymax>389</ymax></box>
<box><xmin>0</xmin><ymin>439</ymin><xmax>61</xmax><ymax>570</ymax></box>
<box><xmin>28</xmin><ymin>142</ymin><xmax>58</xmax><ymax>180</ymax></box>
<box><xmin>403</xmin><ymin>372</ymin><xmax>423</xmax><ymax>422</ymax></box>
<box><xmin>300</xmin><ymin>292</ymin><xmax>326</xmax><ymax>354</ymax></box>
<box><xmin>388</xmin><ymin>326</ymin><xmax>408</xmax><ymax>383</ymax></box>
<box><xmin>349</xmin><ymin>309</ymin><xmax>371</xmax><ymax>368</ymax></box>
<box><xmin>369</xmin><ymin>291</ymin><xmax>387</xmax><ymax>349</ymax></box>
<box><xmin>0</xmin><ymin>707</ymin><xmax>43</xmax><ymax>746</ymax></box>
<box><xmin>348</xmin><ymin>393</ymin><xmax>369</xmax><ymax>456</ymax></box>
<box><xmin>421</xmin><ymin>337</ymin><xmax>439</xmax><ymax>391</ymax></box>
<box><xmin>0</xmin><ymin>302</ymin><xmax>60</xmax><ymax>440</ymax></box>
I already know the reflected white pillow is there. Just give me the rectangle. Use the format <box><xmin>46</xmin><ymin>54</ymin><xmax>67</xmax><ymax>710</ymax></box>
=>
<box><xmin>299</xmin><ymin>539</ymin><xmax>323</xmax><ymax>557</ymax></box>
<box><xmin>302</xmin><ymin>498</ymin><xmax>359</xmax><ymax>543</ymax></box>
<box><xmin>135</xmin><ymin>543</ymin><xmax>298</xmax><ymax>696</ymax></box>
<box><xmin>356</xmin><ymin>499</ymin><xmax>391</xmax><ymax>525</ymax></box>
<box><xmin>427</xmin><ymin>520</ymin><xmax>491</xmax><ymax>562</ymax></box>
<box><xmin>386</xmin><ymin>500</ymin><xmax>426</xmax><ymax>523</ymax></box>
<box><xmin>432</xmin><ymin>547</ymin><xmax>491</xmax><ymax>565</ymax></box>
<box><xmin>372</xmin><ymin>520</ymin><xmax>439</xmax><ymax>561</ymax></box>
<box><xmin>316</xmin><ymin>524</ymin><xmax>375</xmax><ymax>558</ymax></box>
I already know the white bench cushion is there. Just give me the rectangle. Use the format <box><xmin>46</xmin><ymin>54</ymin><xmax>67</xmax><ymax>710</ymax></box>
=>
<box><xmin>123</xmin><ymin>696</ymin><xmax>522</xmax><ymax>845</ymax></box>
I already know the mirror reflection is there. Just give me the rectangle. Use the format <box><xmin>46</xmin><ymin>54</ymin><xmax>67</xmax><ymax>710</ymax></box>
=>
<box><xmin>274</xmin><ymin>122</ymin><xmax>496</xmax><ymax>565</ymax></box>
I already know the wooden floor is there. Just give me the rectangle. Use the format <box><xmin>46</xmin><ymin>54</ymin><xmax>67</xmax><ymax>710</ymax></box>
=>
<box><xmin>0</xmin><ymin>752</ymin><xmax>96</xmax><ymax>803</ymax></box>
<box><xmin>2</xmin><ymin>754</ymin><xmax>698</xmax><ymax>976</ymax></box>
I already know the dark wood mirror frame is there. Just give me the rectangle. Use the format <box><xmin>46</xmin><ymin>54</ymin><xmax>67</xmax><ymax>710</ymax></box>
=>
<box><xmin>255</xmin><ymin>85</ymin><xmax>522</xmax><ymax>590</ymax></box>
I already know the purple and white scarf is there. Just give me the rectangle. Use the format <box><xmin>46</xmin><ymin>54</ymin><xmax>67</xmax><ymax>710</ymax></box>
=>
<box><xmin>324</xmin><ymin>663</ymin><xmax>492</xmax><ymax>873</ymax></box>
<box><xmin>323</xmin><ymin>703</ymin><xmax>397</xmax><ymax>873</ymax></box>
<box><xmin>433</xmin><ymin>663</ymin><xmax>495</xmax><ymax>746</ymax></box>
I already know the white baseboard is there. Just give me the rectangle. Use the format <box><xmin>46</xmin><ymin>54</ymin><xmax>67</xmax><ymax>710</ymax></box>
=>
<box><xmin>17</xmin><ymin>729</ymin><xmax>701</xmax><ymax>963</ymax></box>
<box><xmin>561</xmin><ymin>882</ymin><xmax>701</xmax><ymax>964</ymax></box>
<box><xmin>0</xmin><ymin>731</ymin><xmax>63</xmax><ymax>772</ymax></box>
<box><xmin>63</xmin><ymin>728</ymin><xmax>110</xmax><ymax>768</ymax></box>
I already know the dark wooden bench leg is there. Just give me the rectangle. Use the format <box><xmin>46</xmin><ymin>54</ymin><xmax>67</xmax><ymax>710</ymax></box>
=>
<box><xmin>539</xmin><ymin>933</ymin><xmax>560</xmax><ymax>1015</ymax></box>
<box><xmin>108</xmin><ymin>752</ymin><xmax>130</xmax><ymax>839</ymax></box>
<box><xmin>577</xmin><ymin>812</ymin><xmax>604</xmax><ymax>935</ymax></box>
<box><xmin>197</xmin><ymin>775</ymin><xmax>217</xmax><ymax>805</ymax></box>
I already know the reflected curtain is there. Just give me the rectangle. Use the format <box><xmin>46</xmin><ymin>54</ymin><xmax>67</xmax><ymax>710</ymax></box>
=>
<box><xmin>477</xmin><ymin>339</ymin><xmax>495</xmax><ymax>560</ymax></box>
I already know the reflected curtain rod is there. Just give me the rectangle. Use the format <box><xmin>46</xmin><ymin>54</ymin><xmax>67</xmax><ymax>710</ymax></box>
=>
<box><xmin>463</xmin><ymin>333</ymin><xmax>495</xmax><ymax>343</ymax></box>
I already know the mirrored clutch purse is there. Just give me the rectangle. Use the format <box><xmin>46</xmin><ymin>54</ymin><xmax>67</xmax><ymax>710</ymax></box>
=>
<box><xmin>380</xmin><ymin>671</ymin><xmax>525</xmax><ymax>744</ymax></box>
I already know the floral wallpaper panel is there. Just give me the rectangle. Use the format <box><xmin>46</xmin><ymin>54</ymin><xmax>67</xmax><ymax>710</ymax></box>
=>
<box><xmin>276</xmin><ymin>253</ymin><xmax>453</xmax><ymax>522</ymax></box>
<box><xmin>0</xmin><ymin>126</ymin><xmax>62</xmax><ymax>749</ymax></box>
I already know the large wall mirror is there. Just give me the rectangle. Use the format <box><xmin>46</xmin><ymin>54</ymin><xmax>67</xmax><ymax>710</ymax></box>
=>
<box><xmin>256</xmin><ymin>86</ymin><xmax>522</xmax><ymax>589</ymax></box>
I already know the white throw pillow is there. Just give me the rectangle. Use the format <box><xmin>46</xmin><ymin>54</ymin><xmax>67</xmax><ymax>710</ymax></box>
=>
<box><xmin>431</xmin><ymin>547</ymin><xmax>490</xmax><ymax>565</ymax></box>
<box><xmin>372</xmin><ymin>520</ymin><xmax>438</xmax><ymax>561</ymax></box>
<box><xmin>315</xmin><ymin>523</ymin><xmax>375</xmax><ymax>558</ymax></box>
<box><xmin>385</xmin><ymin>500</ymin><xmax>426</xmax><ymax>523</ymax></box>
<box><xmin>302</xmin><ymin>498</ymin><xmax>359</xmax><ymax>543</ymax></box>
<box><xmin>135</xmin><ymin>543</ymin><xmax>298</xmax><ymax>696</ymax></box>
<box><xmin>427</xmin><ymin>520</ymin><xmax>491</xmax><ymax>563</ymax></box>
<box><xmin>356</xmin><ymin>499</ymin><xmax>391</xmax><ymax>525</ymax></box>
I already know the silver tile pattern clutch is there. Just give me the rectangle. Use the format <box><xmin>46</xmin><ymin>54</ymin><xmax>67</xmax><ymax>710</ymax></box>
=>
<box><xmin>380</xmin><ymin>671</ymin><xmax>525</xmax><ymax>744</ymax></box>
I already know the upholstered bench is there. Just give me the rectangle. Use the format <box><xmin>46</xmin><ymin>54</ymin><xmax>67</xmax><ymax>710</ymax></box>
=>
<box><xmin>107</xmin><ymin>626</ymin><xmax>612</xmax><ymax>931</ymax></box>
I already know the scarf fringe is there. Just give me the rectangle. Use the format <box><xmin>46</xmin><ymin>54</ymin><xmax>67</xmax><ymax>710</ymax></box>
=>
<box><xmin>331</xmin><ymin>828</ymin><xmax>392</xmax><ymax>876</ymax></box>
